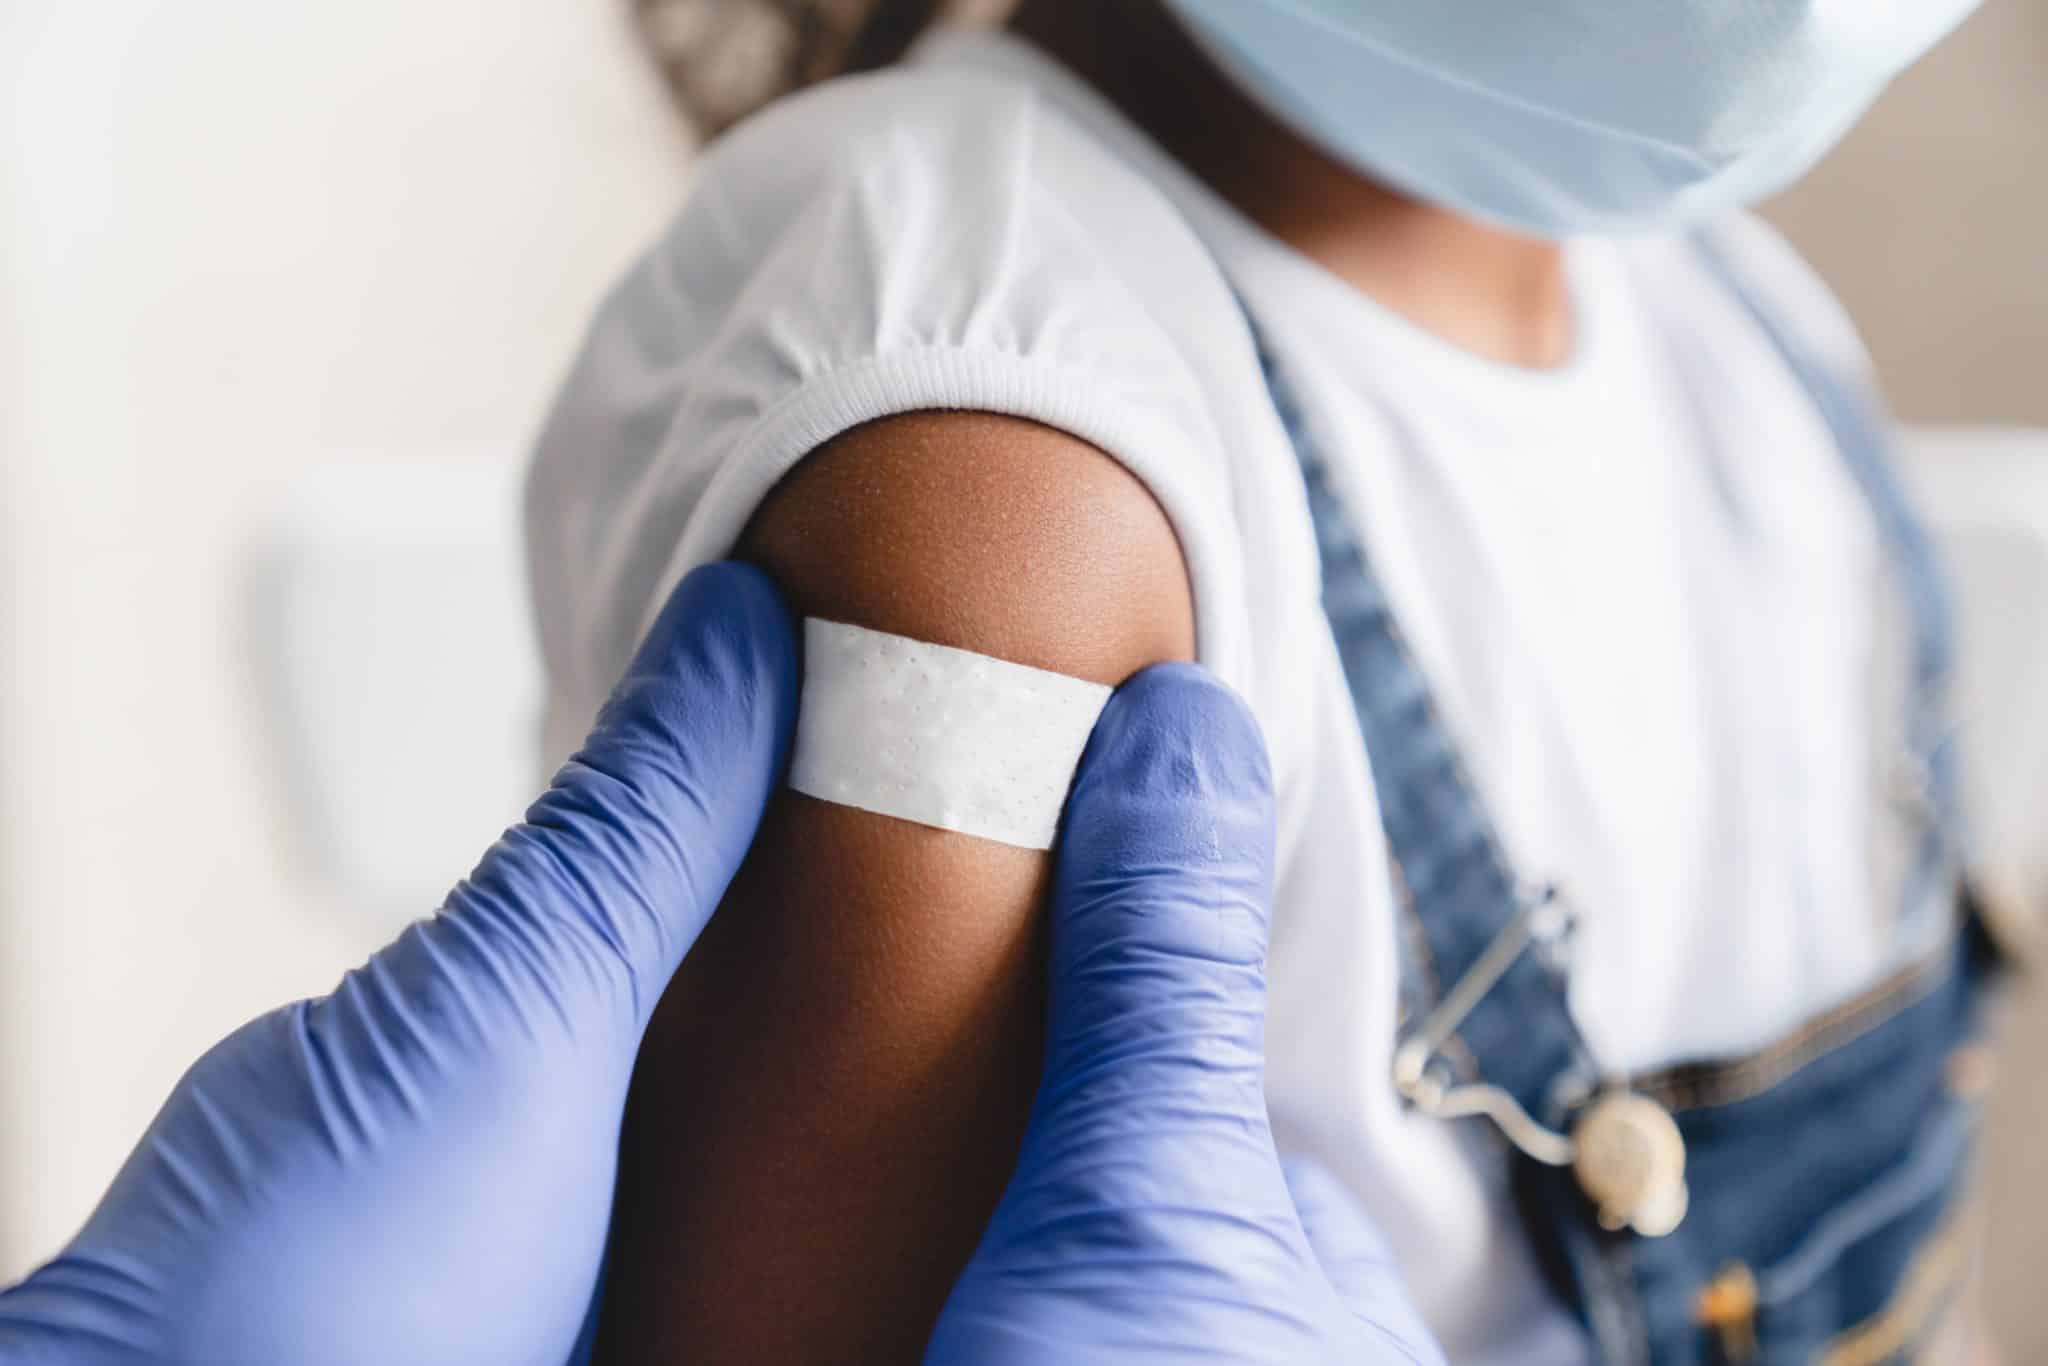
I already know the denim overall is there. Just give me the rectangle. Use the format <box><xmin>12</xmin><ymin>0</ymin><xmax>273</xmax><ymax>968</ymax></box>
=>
<box><xmin>1248</xmin><ymin>229</ymin><xmax>2003</xmax><ymax>1364</ymax></box>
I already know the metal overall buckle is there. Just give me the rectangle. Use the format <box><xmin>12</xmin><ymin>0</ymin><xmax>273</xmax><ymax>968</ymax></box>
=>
<box><xmin>1390</xmin><ymin>888</ymin><xmax>1690</xmax><ymax>1238</ymax></box>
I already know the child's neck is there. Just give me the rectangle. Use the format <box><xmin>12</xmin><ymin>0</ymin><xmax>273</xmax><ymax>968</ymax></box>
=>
<box><xmin>1009</xmin><ymin>0</ymin><xmax>1574</xmax><ymax>371</ymax></box>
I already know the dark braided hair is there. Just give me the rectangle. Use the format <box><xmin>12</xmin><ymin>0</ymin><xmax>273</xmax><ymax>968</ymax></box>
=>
<box><xmin>634</xmin><ymin>0</ymin><xmax>1004</xmax><ymax>135</ymax></box>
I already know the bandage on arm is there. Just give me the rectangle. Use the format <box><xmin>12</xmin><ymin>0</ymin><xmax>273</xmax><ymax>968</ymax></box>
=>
<box><xmin>592</xmin><ymin>411</ymin><xmax>1195</xmax><ymax>1364</ymax></box>
<box><xmin>789</xmin><ymin>618</ymin><xmax>1113</xmax><ymax>850</ymax></box>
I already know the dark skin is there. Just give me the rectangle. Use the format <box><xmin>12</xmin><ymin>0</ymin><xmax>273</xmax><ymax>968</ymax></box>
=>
<box><xmin>592</xmin><ymin>4</ymin><xmax>1572</xmax><ymax>1362</ymax></box>
<box><xmin>592</xmin><ymin>415</ymin><xmax>1193</xmax><ymax>1364</ymax></box>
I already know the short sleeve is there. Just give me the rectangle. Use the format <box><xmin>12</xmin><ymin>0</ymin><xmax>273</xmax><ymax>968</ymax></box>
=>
<box><xmin>524</xmin><ymin>59</ymin><xmax>1250</xmax><ymax>761</ymax></box>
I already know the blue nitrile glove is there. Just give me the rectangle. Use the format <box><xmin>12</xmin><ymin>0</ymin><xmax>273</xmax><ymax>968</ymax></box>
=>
<box><xmin>0</xmin><ymin>562</ymin><xmax>800</xmax><ymax>1366</ymax></box>
<box><xmin>927</xmin><ymin>664</ymin><xmax>1446</xmax><ymax>1365</ymax></box>
<box><xmin>0</xmin><ymin>568</ymin><xmax>1444</xmax><ymax>1366</ymax></box>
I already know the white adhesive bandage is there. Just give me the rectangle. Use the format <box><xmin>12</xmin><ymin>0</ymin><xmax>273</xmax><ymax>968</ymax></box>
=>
<box><xmin>788</xmin><ymin>618</ymin><xmax>1112</xmax><ymax>850</ymax></box>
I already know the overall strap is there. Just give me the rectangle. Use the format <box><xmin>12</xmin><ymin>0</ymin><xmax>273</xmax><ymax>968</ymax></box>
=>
<box><xmin>1245</xmin><ymin>226</ymin><xmax>1963</xmax><ymax>1148</ymax></box>
<box><xmin>1247</xmin><ymin>323</ymin><xmax>1597</xmax><ymax>1140</ymax></box>
<box><xmin>1689</xmin><ymin>227</ymin><xmax>1964</xmax><ymax>895</ymax></box>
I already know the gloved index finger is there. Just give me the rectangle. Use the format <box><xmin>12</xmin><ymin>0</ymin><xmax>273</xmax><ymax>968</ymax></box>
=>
<box><xmin>1283</xmin><ymin>1156</ymin><xmax>1449</xmax><ymax>1366</ymax></box>
<box><xmin>452</xmin><ymin>560</ymin><xmax>800</xmax><ymax>1022</ymax></box>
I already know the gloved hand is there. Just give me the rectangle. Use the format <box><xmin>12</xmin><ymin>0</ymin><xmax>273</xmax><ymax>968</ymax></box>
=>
<box><xmin>0</xmin><ymin>566</ymin><xmax>1444</xmax><ymax>1366</ymax></box>
<box><xmin>0</xmin><ymin>562</ymin><xmax>800</xmax><ymax>1366</ymax></box>
<box><xmin>927</xmin><ymin>664</ymin><xmax>1445</xmax><ymax>1365</ymax></box>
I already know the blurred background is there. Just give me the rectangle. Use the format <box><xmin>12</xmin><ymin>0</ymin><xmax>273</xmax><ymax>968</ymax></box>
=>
<box><xmin>2</xmin><ymin>0</ymin><xmax>2044</xmax><ymax>1349</ymax></box>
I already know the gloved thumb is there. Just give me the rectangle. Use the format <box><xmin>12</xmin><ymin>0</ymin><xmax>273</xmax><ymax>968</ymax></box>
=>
<box><xmin>927</xmin><ymin>665</ymin><xmax>1298</xmax><ymax>1360</ymax></box>
<box><xmin>1041</xmin><ymin>661</ymin><xmax>1276</xmax><ymax>1136</ymax></box>
<box><xmin>982</xmin><ymin>664</ymin><xmax>1288</xmax><ymax>1244</ymax></box>
<box><xmin>439</xmin><ymin>560</ymin><xmax>798</xmax><ymax>1030</ymax></box>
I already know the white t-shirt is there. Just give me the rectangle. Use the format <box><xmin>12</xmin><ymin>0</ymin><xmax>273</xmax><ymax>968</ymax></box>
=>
<box><xmin>526</xmin><ymin>29</ymin><xmax>1907</xmax><ymax>1364</ymax></box>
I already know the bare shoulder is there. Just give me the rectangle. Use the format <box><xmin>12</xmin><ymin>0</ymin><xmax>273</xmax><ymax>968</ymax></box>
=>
<box><xmin>738</xmin><ymin>410</ymin><xmax>1195</xmax><ymax>679</ymax></box>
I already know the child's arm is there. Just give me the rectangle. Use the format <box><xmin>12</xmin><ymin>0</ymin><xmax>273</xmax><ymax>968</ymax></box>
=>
<box><xmin>590</xmin><ymin>410</ymin><xmax>1196</xmax><ymax>1363</ymax></box>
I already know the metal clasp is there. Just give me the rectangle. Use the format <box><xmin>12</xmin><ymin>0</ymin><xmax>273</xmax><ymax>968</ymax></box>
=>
<box><xmin>1390</xmin><ymin>886</ymin><xmax>1693</xmax><ymax>1237</ymax></box>
<box><xmin>1391</xmin><ymin>887</ymin><xmax>1579</xmax><ymax>1168</ymax></box>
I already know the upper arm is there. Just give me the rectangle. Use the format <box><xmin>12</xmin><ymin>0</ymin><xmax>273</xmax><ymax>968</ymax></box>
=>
<box><xmin>593</xmin><ymin>412</ymin><xmax>1194</xmax><ymax>1364</ymax></box>
<box><xmin>744</xmin><ymin>410</ymin><xmax>1194</xmax><ymax>674</ymax></box>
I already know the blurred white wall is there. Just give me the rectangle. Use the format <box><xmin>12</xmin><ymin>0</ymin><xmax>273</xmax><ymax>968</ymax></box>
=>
<box><xmin>0</xmin><ymin>0</ymin><xmax>689</xmax><ymax>1273</ymax></box>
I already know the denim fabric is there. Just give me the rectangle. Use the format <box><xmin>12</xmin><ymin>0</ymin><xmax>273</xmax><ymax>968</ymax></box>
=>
<box><xmin>1250</xmin><ymin>228</ymin><xmax>1997</xmax><ymax>1363</ymax></box>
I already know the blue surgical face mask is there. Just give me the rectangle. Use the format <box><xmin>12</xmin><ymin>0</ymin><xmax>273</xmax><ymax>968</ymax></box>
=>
<box><xmin>1162</xmin><ymin>0</ymin><xmax>1979</xmax><ymax>237</ymax></box>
